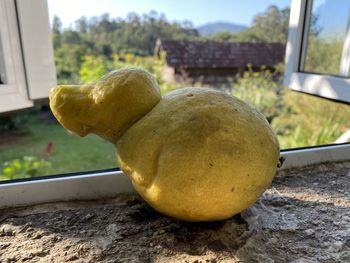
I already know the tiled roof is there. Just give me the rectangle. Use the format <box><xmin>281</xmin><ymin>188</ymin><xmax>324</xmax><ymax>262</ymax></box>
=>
<box><xmin>156</xmin><ymin>40</ymin><xmax>285</xmax><ymax>68</ymax></box>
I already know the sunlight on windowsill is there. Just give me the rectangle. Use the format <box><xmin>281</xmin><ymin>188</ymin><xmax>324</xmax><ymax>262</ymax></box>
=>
<box><xmin>0</xmin><ymin>160</ymin><xmax>349</xmax><ymax>262</ymax></box>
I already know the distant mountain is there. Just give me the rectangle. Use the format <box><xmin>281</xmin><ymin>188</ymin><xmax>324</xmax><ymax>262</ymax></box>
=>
<box><xmin>197</xmin><ymin>22</ymin><xmax>248</xmax><ymax>36</ymax></box>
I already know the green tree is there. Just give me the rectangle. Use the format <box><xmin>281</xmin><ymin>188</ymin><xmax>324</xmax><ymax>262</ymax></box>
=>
<box><xmin>234</xmin><ymin>5</ymin><xmax>290</xmax><ymax>43</ymax></box>
<box><xmin>52</xmin><ymin>11</ymin><xmax>200</xmax><ymax>84</ymax></box>
<box><xmin>207</xmin><ymin>5</ymin><xmax>290</xmax><ymax>43</ymax></box>
<box><xmin>55</xmin><ymin>43</ymin><xmax>85</xmax><ymax>84</ymax></box>
<box><xmin>225</xmin><ymin>5</ymin><xmax>321</xmax><ymax>44</ymax></box>
<box><xmin>52</xmin><ymin>16</ymin><xmax>62</xmax><ymax>49</ymax></box>
<box><xmin>303</xmin><ymin>37</ymin><xmax>343</xmax><ymax>75</ymax></box>
<box><xmin>79</xmin><ymin>55</ymin><xmax>112</xmax><ymax>83</ymax></box>
<box><xmin>75</xmin><ymin>16</ymin><xmax>88</xmax><ymax>34</ymax></box>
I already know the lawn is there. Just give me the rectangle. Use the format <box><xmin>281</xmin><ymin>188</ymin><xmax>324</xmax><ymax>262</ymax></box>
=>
<box><xmin>0</xmin><ymin>110</ymin><xmax>116</xmax><ymax>180</ymax></box>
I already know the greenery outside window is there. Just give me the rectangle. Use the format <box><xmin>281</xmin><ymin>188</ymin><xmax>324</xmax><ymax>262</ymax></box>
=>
<box><xmin>284</xmin><ymin>0</ymin><xmax>350</xmax><ymax>103</ymax></box>
<box><xmin>0</xmin><ymin>0</ymin><xmax>350</xmax><ymax>209</ymax></box>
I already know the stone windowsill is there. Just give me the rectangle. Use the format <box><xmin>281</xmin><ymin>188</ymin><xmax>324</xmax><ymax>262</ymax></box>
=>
<box><xmin>0</xmin><ymin>161</ymin><xmax>349</xmax><ymax>262</ymax></box>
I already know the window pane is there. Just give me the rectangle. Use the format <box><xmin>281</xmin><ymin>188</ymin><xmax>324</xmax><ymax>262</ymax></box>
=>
<box><xmin>2</xmin><ymin>0</ymin><xmax>350</xmax><ymax>182</ymax></box>
<box><xmin>303</xmin><ymin>0</ymin><xmax>350</xmax><ymax>75</ymax></box>
<box><xmin>0</xmin><ymin>107</ymin><xmax>116</xmax><ymax>181</ymax></box>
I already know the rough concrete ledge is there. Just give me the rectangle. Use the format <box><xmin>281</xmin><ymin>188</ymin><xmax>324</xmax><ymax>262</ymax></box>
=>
<box><xmin>1</xmin><ymin>161</ymin><xmax>350</xmax><ymax>262</ymax></box>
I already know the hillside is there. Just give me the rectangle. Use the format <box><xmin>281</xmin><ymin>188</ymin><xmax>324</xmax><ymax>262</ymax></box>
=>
<box><xmin>197</xmin><ymin>21</ymin><xmax>247</xmax><ymax>36</ymax></box>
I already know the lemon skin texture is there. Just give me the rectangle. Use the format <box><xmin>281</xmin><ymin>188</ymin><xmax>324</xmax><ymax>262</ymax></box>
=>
<box><xmin>117</xmin><ymin>87</ymin><xmax>280</xmax><ymax>222</ymax></box>
<box><xmin>49</xmin><ymin>68</ymin><xmax>161</xmax><ymax>143</ymax></box>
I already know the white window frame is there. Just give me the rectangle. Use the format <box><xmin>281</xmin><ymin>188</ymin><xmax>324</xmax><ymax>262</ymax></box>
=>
<box><xmin>0</xmin><ymin>0</ymin><xmax>32</xmax><ymax>112</ymax></box>
<box><xmin>0</xmin><ymin>0</ymin><xmax>56</xmax><ymax>113</ymax></box>
<box><xmin>284</xmin><ymin>0</ymin><xmax>350</xmax><ymax>103</ymax></box>
<box><xmin>0</xmin><ymin>0</ymin><xmax>350</xmax><ymax>209</ymax></box>
<box><xmin>1</xmin><ymin>143</ymin><xmax>350</xmax><ymax>209</ymax></box>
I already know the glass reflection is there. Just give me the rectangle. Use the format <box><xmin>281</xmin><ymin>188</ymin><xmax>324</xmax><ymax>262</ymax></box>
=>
<box><xmin>303</xmin><ymin>0</ymin><xmax>350</xmax><ymax>76</ymax></box>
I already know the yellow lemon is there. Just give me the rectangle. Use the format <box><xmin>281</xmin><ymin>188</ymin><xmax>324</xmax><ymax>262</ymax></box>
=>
<box><xmin>49</xmin><ymin>68</ymin><xmax>161</xmax><ymax>143</ymax></box>
<box><xmin>117</xmin><ymin>87</ymin><xmax>279</xmax><ymax>221</ymax></box>
<box><xmin>50</xmin><ymin>67</ymin><xmax>279</xmax><ymax>222</ymax></box>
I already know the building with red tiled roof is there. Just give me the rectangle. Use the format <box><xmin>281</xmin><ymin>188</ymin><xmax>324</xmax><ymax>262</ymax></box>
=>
<box><xmin>155</xmin><ymin>39</ymin><xmax>285</xmax><ymax>85</ymax></box>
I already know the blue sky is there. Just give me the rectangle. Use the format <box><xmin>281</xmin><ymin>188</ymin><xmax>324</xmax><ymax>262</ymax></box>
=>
<box><xmin>48</xmin><ymin>0</ymin><xmax>291</xmax><ymax>28</ymax></box>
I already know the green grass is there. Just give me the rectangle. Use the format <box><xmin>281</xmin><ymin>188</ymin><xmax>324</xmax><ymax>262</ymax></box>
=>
<box><xmin>0</xmin><ymin>112</ymin><xmax>116</xmax><ymax>179</ymax></box>
<box><xmin>272</xmin><ymin>90</ymin><xmax>350</xmax><ymax>149</ymax></box>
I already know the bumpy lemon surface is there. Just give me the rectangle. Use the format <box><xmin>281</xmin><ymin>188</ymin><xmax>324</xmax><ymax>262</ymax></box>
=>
<box><xmin>50</xmin><ymin>67</ymin><xmax>279</xmax><ymax>222</ymax></box>
<box><xmin>50</xmin><ymin>68</ymin><xmax>161</xmax><ymax>143</ymax></box>
<box><xmin>117</xmin><ymin>87</ymin><xmax>279</xmax><ymax>221</ymax></box>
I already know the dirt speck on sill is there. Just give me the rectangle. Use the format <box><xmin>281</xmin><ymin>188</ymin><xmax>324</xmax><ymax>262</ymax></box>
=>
<box><xmin>1</xmin><ymin>161</ymin><xmax>350</xmax><ymax>262</ymax></box>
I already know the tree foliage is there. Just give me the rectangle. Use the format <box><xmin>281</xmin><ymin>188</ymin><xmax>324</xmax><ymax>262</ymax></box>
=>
<box><xmin>52</xmin><ymin>6</ymin><xmax>294</xmax><ymax>84</ymax></box>
<box><xmin>52</xmin><ymin>12</ymin><xmax>199</xmax><ymax>83</ymax></box>
<box><xmin>52</xmin><ymin>5</ymin><xmax>337</xmax><ymax>83</ymax></box>
<box><xmin>303</xmin><ymin>36</ymin><xmax>343</xmax><ymax>75</ymax></box>
<box><xmin>210</xmin><ymin>5</ymin><xmax>290</xmax><ymax>43</ymax></box>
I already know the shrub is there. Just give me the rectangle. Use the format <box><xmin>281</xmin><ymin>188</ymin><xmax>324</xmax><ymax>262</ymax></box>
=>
<box><xmin>0</xmin><ymin>156</ymin><xmax>51</xmax><ymax>181</ymax></box>
<box><xmin>232</xmin><ymin>67</ymin><xmax>283</xmax><ymax>123</ymax></box>
<box><xmin>231</xmin><ymin>67</ymin><xmax>350</xmax><ymax>149</ymax></box>
<box><xmin>79</xmin><ymin>55</ymin><xmax>113</xmax><ymax>83</ymax></box>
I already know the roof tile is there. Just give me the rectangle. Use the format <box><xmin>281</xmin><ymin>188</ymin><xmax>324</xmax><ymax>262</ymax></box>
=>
<box><xmin>158</xmin><ymin>40</ymin><xmax>285</xmax><ymax>68</ymax></box>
